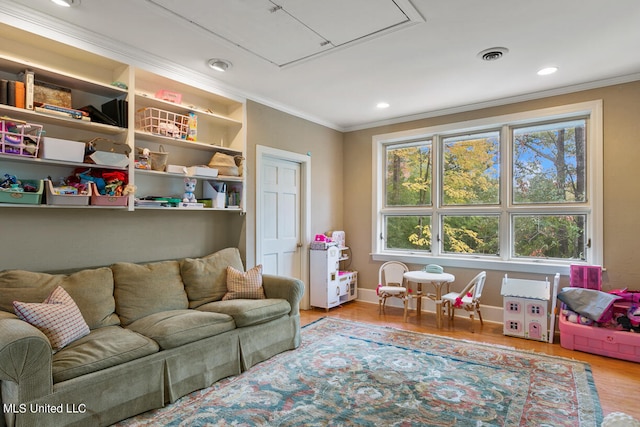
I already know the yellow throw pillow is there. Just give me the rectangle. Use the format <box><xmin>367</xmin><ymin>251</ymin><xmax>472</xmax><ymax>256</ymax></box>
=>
<box><xmin>13</xmin><ymin>286</ymin><xmax>90</xmax><ymax>352</ymax></box>
<box><xmin>222</xmin><ymin>264</ymin><xmax>266</xmax><ymax>300</ymax></box>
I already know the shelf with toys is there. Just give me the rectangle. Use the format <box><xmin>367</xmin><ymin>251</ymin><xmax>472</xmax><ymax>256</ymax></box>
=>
<box><xmin>132</xmin><ymin>170</ymin><xmax>243</xmax><ymax>211</ymax></box>
<box><xmin>130</xmin><ymin>67</ymin><xmax>245</xmax><ymax>212</ymax></box>
<box><xmin>0</xmin><ymin>23</ymin><xmax>134</xmax><ymax>209</ymax></box>
<box><xmin>0</xmin><ymin>24</ymin><xmax>246</xmax><ymax>213</ymax></box>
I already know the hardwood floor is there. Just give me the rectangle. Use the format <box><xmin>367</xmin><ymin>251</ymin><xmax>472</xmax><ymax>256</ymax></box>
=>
<box><xmin>300</xmin><ymin>301</ymin><xmax>640</xmax><ymax>421</ymax></box>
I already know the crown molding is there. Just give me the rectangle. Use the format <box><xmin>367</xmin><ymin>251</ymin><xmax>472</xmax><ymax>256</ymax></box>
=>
<box><xmin>344</xmin><ymin>73</ymin><xmax>640</xmax><ymax>132</ymax></box>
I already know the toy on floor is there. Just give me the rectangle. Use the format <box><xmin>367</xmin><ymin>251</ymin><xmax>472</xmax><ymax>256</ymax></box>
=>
<box><xmin>613</xmin><ymin>305</ymin><xmax>640</xmax><ymax>332</ymax></box>
<box><xmin>562</xmin><ymin>308</ymin><xmax>593</xmax><ymax>326</ymax></box>
<box><xmin>183</xmin><ymin>178</ymin><xmax>197</xmax><ymax>203</ymax></box>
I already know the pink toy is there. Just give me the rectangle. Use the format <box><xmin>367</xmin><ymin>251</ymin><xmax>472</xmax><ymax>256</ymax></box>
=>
<box><xmin>609</xmin><ymin>288</ymin><xmax>640</xmax><ymax>304</ymax></box>
<box><xmin>183</xmin><ymin>178</ymin><xmax>197</xmax><ymax>203</ymax></box>
<box><xmin>562</xmin><ymin>308</ymin><xmax>593</xmax><ymax>326</ymax></box>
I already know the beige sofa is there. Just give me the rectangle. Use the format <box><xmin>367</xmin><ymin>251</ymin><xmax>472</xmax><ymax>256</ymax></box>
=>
<box><xmin>0</xmin><ymin>248</ymin><xmax>304</xmax><ymax>427</ymax></box>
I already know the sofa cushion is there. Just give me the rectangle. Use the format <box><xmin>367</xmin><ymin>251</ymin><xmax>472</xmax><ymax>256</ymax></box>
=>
<box><xmin>197</xmin><ymin>298</ymin><xmax>291</xmax><ymax>328</ymax></box>
<box><xmin>223</xmin><ymin>265</ymin><xmax>266</xmax><ymax>301</ymax></box>
<box><xmin>112</xmin><ymin>260</ymin><xmax>188</xmax><ymax>326</ymax></box>
<box><xmin>52</xmin><ymin>325</ymin><xmax>159</xmax><ymax>383</ymax></box>
<box><xmin>0</xmin><ymin>267</ymin><xmax>119</xmax><ymax>330</ymax></box>
<box><xmin>126</xmin><ymin>309</ymin><xmax>236</xmax><ymax>350</ymax></box>
<box><xmin>180</xmin><ymin>247</ymin><xmax>245</xmax><ymax>308</ymax></box>
<box><xmin>13</xmin><ymin>286</ymin><xmax>90</xmax><ymax>352</ymax></box>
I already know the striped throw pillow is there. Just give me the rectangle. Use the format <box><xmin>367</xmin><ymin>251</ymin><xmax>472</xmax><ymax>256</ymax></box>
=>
<box><xmin>222</xmin><ymin>264</ymin><xmax>266</xmax><ymax>300</ymax></box>
<box><xmin>13</xmin><ymin>286</ymin><xmax>90</xmax><ymax>352</ymax></box>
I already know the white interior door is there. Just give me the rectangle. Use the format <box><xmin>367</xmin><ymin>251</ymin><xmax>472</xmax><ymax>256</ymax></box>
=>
<box><xmin>256</xmin><ymin>145</ymin><xmax>311</xmax><ymax>309</ymax></box>
<box><xmin>261</xmin><ymin>157</ymin><xmax>301</xmax><ymax>277</ymax></box>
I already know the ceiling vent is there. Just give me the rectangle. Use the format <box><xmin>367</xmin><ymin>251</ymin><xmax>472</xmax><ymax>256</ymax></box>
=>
<box><xmin>478</xmin><ymin>47</ymin><xmax>509</xmax><ymax>61</ymax></box>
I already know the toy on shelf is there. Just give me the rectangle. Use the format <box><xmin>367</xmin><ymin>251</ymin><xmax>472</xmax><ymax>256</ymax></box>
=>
<box><xmin>135</xmin><ymin>148</ymin><xmax>151</xmax><ymax>170</ymax></box>
<box><xmin>183</xmin><ymin>178</ymin><xmax>197</xmax><ymax>203</ymax></box>
<box><xmin>0</xmin><ymin>174</ymin><xmax>38</xmax><ymax>193</ymax></box>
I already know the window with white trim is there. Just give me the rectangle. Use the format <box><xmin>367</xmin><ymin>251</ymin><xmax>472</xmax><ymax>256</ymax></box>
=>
<box><xmin>372</xmin><ymin>101</ymin><xmax>603</xmax><ymax>274</ymax></box>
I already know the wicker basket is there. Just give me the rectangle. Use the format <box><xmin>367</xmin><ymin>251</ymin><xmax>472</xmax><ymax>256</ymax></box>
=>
<box><xmin>150</xmin><ymin>145</ymin><xmax>168</xmax><ymax>171</ymax></box>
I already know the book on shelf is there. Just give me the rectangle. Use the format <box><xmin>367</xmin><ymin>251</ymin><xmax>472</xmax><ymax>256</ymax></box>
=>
<box><xmin>34</xmin><ymin>81</ymin><xmax>72</xmax><ymax>108</ymax></box>
<box><xmin>79</xmin><ymin>104</ymin><xmax>119</xmax><ymax>126</ymax></box>
<box><xmin>0</xmin><ymin>79</ymin><xmax>7</xmax><ymax>105</ymax></box>
<box><xmin>34</xmin><ymin>103</ymin><xmax>91</xmax><ymax>121</ymax></box>
<box><xmin>34</xmin><ymin>102</ymin><xmax>89</xmax><ymax>119</ymax></box>
<box><xmin>101</xmin><ymin>98</ymin><xmax>128</xmax><ymax>127</ymax></box>
<box><xmin>0</xmin><ymin>79</ymin><xmax>28</xmax><ymax>109</ymax></box>
<box><xmin>19</xmin><ymin>70</ymin><xmax>35</xmax><ymax>110</ymax></box>
<box><xmin>7</xmin><ymin>80</ymin><xmax>15</xmax><ymax>106</ymax></box>
<box><xmin>14</xmin><ymin>81</ymin><xmax>25</xmax><ymax>109</ymax></box>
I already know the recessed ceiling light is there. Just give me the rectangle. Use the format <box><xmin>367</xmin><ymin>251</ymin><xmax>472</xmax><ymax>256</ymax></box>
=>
<box><xmin>207</xmin><ymin>59</ymin><xmax>232</xmax><ymax>72</ymax></box>
<box><xmin>537</xmin><ymin>66</ymin><xmax>558</xmax><ymax>76</ymax></box>
<box><xmin>376</xmin><ymin>102</ymin><xmax>390</xmax><ymax>109</ymax></box>
<box><xmin>51</xmin><ymin>0</ymin><xmax>80</xmax><ymax>7</ymax></box>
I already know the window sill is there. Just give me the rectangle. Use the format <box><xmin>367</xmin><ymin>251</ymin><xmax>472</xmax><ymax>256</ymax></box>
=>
<box><xmin>371</xmin><ymin>252</ymin><xmax>571</xmax><ymax>276</ymax></box>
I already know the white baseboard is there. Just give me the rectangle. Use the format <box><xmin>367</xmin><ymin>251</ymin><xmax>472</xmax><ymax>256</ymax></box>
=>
<box><xmin>356</xmin><ymin>288</ymin><xmax>504</xmax><ymax>324</ymax></box>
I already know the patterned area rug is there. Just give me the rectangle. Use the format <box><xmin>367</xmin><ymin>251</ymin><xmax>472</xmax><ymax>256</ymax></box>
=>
<box><xmin>114</xmin><ymin>317</ymin><xmax>602</xmax><ymax>426</ymax></box>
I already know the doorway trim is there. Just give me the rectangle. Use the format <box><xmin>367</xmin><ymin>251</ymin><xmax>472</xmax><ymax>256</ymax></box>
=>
<box><xmin>256</xmin><ymin>145</ymin><xmax>311</xmax><ymax>309</ymax></box>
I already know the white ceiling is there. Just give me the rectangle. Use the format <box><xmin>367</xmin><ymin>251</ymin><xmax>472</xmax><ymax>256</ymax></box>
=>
<box><xmin>2</xmin><ymin>0</ymin><xmax>640</xmax><ymax>131</ymax></box>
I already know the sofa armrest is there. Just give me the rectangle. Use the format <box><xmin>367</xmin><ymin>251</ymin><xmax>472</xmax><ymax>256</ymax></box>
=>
<box><xmin>0</xmin><ymin>317</ymin><xmax>53</xmax><ymax>401</ymax></box>
<box><xmin>262</xmin><ymin>274</ymin><xmax>304</xmax><ymax>315</ymax></box>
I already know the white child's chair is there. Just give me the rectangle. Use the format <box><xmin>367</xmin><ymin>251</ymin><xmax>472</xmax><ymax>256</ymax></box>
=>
<box><xmin>442</xmin><ymin>271</ymin><xmax>487</xmax><ymax>332</ymax></box>
<box><xmin>377</xmin><ymin>261</ymin><xmax>411</xmax><ymax>322</ymax></box>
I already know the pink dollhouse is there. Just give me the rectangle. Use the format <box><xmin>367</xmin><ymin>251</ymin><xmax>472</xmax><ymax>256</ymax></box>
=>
<box><xmin>501</xmin><ymin>274</ymin><xmax>560</xmax><ymax>343</ymax></box>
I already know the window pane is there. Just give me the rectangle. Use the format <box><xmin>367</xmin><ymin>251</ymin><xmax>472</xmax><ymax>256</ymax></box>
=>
<box><xmin>442</xmin><ymin>132</ymin><xmax>500</xmax><ymax>205</ymax></box>
<box><xmin>386</xmin><ymin>142</ymin><xmax>432</xmax><ymax>206</ymax></box>
<box><xmin>442</xmin><ymin>215</ymin><xmax>499</xmax><ymax>255</ymax></box>
<box><xmin>513</xmin><ymin>120</ymin><xmax>586</xmax><ymax>204</ymax></box>
<box><xmin>513</xmin><ymin>215</ymin><xmax>586</xmax><ymax>260</ymax></box>
<box><xmin>385</xmin><ymin>215</ymin><xmax>431</xmax><ymax>251</ymax></box>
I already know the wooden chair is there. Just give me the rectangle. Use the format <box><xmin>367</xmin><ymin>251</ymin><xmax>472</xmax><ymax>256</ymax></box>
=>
<box><xmin>442</xmin><ymin>271</ymin><xmax>487</xmax><ymax>332</ymax></box>
<box><xmin>377</xmin><ymin>261</ymin><xmax>410</xmax><ymax>321</ymax></box>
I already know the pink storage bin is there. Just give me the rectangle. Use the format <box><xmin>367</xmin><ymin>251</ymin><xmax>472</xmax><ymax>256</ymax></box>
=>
<box><xmin>89</xmin><ymin>182</ymin><xmax>128</xmax><ymax>207</ymax></box>
<box><xmin>559</xmin><ymin>314</ymin><xmax>640</xmax><ymax>362</ymax></box>
<box><xmin>570</xmin><ymin>264</ymin><xmax>601</xmax><ymax>290</ymax></box>
<box><xmin>154</xmin><ymin>90</ymin><xmax>182</xmax><ymax>104</ymax></box>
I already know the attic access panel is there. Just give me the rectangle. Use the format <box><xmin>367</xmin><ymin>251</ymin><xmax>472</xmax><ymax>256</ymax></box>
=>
<box><xmin>148</xmin><ymin>0</ymin><xmax>423</xmax><ymax>67</ymax></box>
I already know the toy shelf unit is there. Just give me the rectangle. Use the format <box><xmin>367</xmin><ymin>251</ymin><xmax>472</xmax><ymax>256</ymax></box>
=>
<box><xmin>0</xmin><ymin>26</ymin><xmax>133</xmax><ymax>209</ymax></box>
<box><xmin>131</xmin><ymin>68</ymin><xmax>245</xmax><ymax>212</ymax></box>
<box><xmin>0</xmin><ymin>24</ymin><xmax>247</xmax><ymax>213</ymax></box>
<box><xmin>501</xmin><ymin>273</ymin><xmax>560</xmax><ymax>343</ymax></box>
<box><xmin>310</xmin><ymin>244</ymin><xmax>358</xmax><ymax>311</ymax></box>
<box><xmin>133</xmin><ymin>67</ymin><xmax>244</xmax><ymax>152</ymax></box>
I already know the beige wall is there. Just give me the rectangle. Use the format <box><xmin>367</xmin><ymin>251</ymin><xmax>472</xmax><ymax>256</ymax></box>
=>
<box><xmin>344</xmin><ymin>81</ymin><xmax>640</xmax><ymax>308</ymax></box>
<box><xmin>0</xmin><ymin>208</ymin><xmax>244</xmax><ymax>272</ymax></box>
<box><xmin>244</xmin><ymin>101</ymin><xmax>345</xmax><ymax>266</ymax></box>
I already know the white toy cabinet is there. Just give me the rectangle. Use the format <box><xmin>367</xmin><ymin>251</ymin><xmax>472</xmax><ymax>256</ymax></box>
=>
<box><xmin>310</xmin><ymin>246</ymin><xmax>357</xmax><ymax>311</ymax></box>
